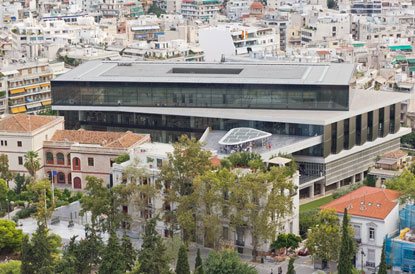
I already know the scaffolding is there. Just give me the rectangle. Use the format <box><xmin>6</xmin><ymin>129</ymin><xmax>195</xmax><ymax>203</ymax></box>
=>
<box><xmin>386</xmin><ymin>205</ymin><xmax>415</xmax><ymax>273</ymax></box>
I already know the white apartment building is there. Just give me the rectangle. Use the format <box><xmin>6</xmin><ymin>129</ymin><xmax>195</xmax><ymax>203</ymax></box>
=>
<box><xmin>0</xmin><ymin>114</ymin><xmax>64</xmax><ymax>177</ymax></box>
<box><xmin>180</xmin><ymin>0</ymin><xmax>222</xmax><ymax>21</ymax></box>
<box><xmin>112</xmin><ymin>142</ymin><xmax>300</xmax><ymax>253</ymax></box>
<box><xmin>0</xmin><ymin>60</ymin><xmax>57</xmax><ymax>114</ymax></box>
<box><xmin>199</xmin><ymin>24</ymin><xmax>279</xmax><ymax>61</ymax></box>
<box><xmin>301</xmin><ymin>11</ymin><xmax>351</xmax><ymax>45</ymax></box>
<box><xmin>226</xmin><ymin>0</ymin><xmax>253</xmax><ymax>21</ymax></box>
<box><xmin>322</xmin><ymin>186</ymin><xmax>400</xmax><ymax>273</ymax></box>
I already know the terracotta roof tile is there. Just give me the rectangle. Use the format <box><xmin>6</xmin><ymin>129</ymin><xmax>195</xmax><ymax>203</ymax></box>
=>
<box><xmin>0</xmin><ymin>114</ymin><xmax>60</xmax><ymax>133</ymax></box>
<box><xmin>321</xmin><ymin>186</ymin><xmax>400</xmax><ymax>220</ymax></box>
<box><xmin>50</xmin><ymin>130</ymin><xmax>149</xmax><ymax>148</ymax></box>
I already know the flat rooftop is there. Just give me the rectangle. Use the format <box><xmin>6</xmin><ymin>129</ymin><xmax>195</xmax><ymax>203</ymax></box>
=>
<box><xmin>54</xmin><ymin>60</ymin><xmax>355</xmax><ymax>86</ymax></box>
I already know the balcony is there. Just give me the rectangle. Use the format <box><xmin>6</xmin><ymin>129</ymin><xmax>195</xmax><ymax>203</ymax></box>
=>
<box><xmin>366</xmin><ymin>261</ymin><xmax>376</xmax><ymax>268</ymax></box>
<box><xmin>235</xmin><ymin>239</ymin><xmax>245</xmax><ymax>247</ymax></box>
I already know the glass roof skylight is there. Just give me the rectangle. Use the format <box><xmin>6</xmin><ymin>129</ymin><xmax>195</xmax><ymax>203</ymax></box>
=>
<box><xmin>218</xmin><ymin>128</ymin><xmax>272</xmax><ymax>146</ymax></box>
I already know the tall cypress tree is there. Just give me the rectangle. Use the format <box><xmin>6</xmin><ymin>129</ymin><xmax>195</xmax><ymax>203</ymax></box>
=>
<box><xmin>138</xmin><ymin>218</ymin><xmax>171</xmax><ymax>274</ymax></box>
<box><xmin>195</xmin><ymin>248</ymin><xmax>204</xmax><ymax>274</ymax></box>
<box><xmin>338</xmin><ymin>208</ymin><xmax>353</xmax><ymax>274</ymax></box>
<box><xmin>120</xmin><ymin>234</ymin><xmax>137</xmax><ymax>272</ymax></box>
<box><xmin>98</xmin><ymin>232</ymin><xmax>124</xmax><ymax>274</ymax></box>
<box><xmin>378</xmin><ymin>240</ymin><xmax>387</xmax><ymax>274</ymax></box>
<box><xmin>175</xmin><ymin>245</ymin><xmax>190</xmax><ymax>274</ymax></box>
<box><xmin>287</xmin><ymin>257</ymin><xmax>295</xmax><ymax>274</ymax></box>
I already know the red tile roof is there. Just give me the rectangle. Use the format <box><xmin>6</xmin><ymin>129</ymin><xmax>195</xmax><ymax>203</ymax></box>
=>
<box><xmin>0</xmin><ymin>114</ymin><xmax>61</xmax><ymax>133</ymax></box>
<box><xmin>51</xmin><ymin>130</ymin><xmax>149</xmax><ymax>149</ymax></box>
<box><xmin>382</xmin><ymin>150</ymin><xmax>408</xmax><ymax>159</ymax></box>
<box><xmin>321</xmin><ymin>186</ymin><xmax>400</xmax><ymax>220</ymax></box>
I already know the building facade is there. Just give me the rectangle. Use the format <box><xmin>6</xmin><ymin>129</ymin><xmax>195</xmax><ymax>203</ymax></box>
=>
<box><xmin>51</xmin><ymin>61</ymin><xmax>411</xmax><ymax>199</ymax></box>
<box><xmin>43</xmin><ymin>129</ymin><xmax>150</xmax><ymax>189</ymax></box>
<box><xmin>0</xmin><ymin>114</ymin><xmax>64</xmax><ymax>176</ymax></box>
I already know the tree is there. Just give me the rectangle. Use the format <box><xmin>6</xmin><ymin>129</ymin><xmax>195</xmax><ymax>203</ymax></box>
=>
<box><xmin>299</xmin><ymin>209</ymin><xmax>319</xmax><ymax>238</ymax></box>
<box><xmin>81</xmin><ymin>176</ymin><xmax>132</xmax><ymax>232</ymax></box>
<box><xmin>270</xmin><ymin>233</ymin><xmax>302</xmax><ymax>251</ymax></box>
<box><xmin>159</xmin><ymin>135</ymin><xmax>212</xmax><ymax>242</ymax></box>
<box><xmin>120</xmin><ymin>234</ymin><xmax>137</xmax><ymax>272</ymax></box>
<box><xmin>114</xmin><ymin>153</ymin><xmax>130</xmax><ymax>164</ymax></box>
<box><xmin>147</xmin><ymin>3</ymin><xmax>165</xmax><ymax>17</ymax></box>
<box><xmin>0</xmin><ymin>179</ymin><xmax>8</xmax><ymax>215</ymax></box>
<box><xmin>28</xmin><ymin>179</ymin><xmax>55</xmax><ymax>227</ymax></box>
<box><xmin>287</xmin><ymin>257</ymin><xmax>295</xmax><ymax>274</ymax></box>
<box><xmin>192</xmin><ymin>168</ymin><xmax>236</xmax><ymax>248</ymax></box>
<box><xmin>99</xmin><ymin>232</ymin><xmax>124</xmax><ymax>274</ymax></box>
<box><xmin>204</xmin><ymin>250</ymin><xmax>257</xmax><ymax>274</ymax></box>
<box><xmin>385</xmin><ymin>170</ymin><xmax>415</xmax><ymax>203</ymax></box>
<box><xmin>56</xmin><ymin>227</ymin><xmax>104</xmax><ymax>274</ymax></box>
<box><xmin>137</xmin><ymin>218</ymin><xmax>171</xmax><ymax>274</ymax></box>
<box><xmin>378</xmin><ymin>240</ymin><xmax>387</xmax><ymax>274</ymax></box>
<box><xmin>37</xmin><ymin>106</ymin><xmax>57</xmax><ymax>116</ymax></box>
<box><xmin>195</xmin><ymin>248</ymin><xmax>204</xmax><ymax>274</ymax></box>
<box><xmin>0</xmin><ymin>260</ymin><xmax>21</xmax><ymax>274</ymax></box>
<box><xmin>14</xmin><ymin>173</ymin><xmax>28</xmax><ymax>195</ymax></box>
<box><xmin>0</xmin><ymin>154</ymin><xmax>13</xmax><ymax>185</ymax></box>
<box><xmin>20</xmin><ymin>225</ymin><xmax>61</xmax><ymax>274</ymax></box>
<box><xmin>306</xmin><ymin>209</ymin><xmax>342</xmax><ymax>264</ymax></box>
<box><xmin>230</xmin><ymin>166</ymin><xmax>295</xmax><ymax>261</ymax></box>
<box><xmin>0</xmin><ymin>219</ymin><xmax>23</xmax><ymax>254</ymax></box>
<box><xmin>401</xmin><ymin>132</ymin><xmax>415</xmax><ymax>148</ymax></box>
<box><xmin>338</xmin><ymin>208</ymin><xmax>355</xmax><ymax>274</ymax></box>
<box><xmin>24</xmin><ymin>151</ymin><xmax>41</xmax><ymax>180</ymax></box>
<box><xmin>175</xmin><ymin>245</ymin><xmax>190</xmax><ymax>274</ymax></box>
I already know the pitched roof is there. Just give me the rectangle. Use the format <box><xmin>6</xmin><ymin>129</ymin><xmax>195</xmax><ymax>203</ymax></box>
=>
<box><xmin>321</xmin><ymin>186</ymin><xmax>400</xmax><ymax>220</ymax></box>
<box><xmin>50</xmin><ymin>130</ymin><xmax>149</xmax><ymax>149</ymax></box>
<box><xmin>0</xmin><ymin>114</ymin><xmax>60</xmax><ymax>133</ymax></box>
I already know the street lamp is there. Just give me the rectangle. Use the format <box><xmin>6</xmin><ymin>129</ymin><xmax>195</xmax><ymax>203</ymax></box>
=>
<box><xmin>5</xmin><ymin>198</ymin><xmax>9</xmax><ymax>220</ymax></box>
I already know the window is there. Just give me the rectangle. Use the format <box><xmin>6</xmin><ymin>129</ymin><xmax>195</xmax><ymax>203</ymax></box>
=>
<box><xmin>57</xmin><ymin>153</ymin><xmax>65</xmax><ymax>165</ymax></box>
<box><xmin>369</xmin><ymin>227</ymin><xmax>375</xmax><ymax>240</ymax></box>
<box><xmin>72</xmin><ymin>157</ymin><xmax>81</xmax><ymax>170</ymax></box>
<box><xmin>88</xmin><ymin>157</ymin><xmax>94</xmax><ymax>166</ymax></box>
<box><xmin>353</xmin><ymin>225</ymin><xmax>361</xmax><ymax>240</ymax></box>
<box><xmin>367</xmin><ymin>249</ymin><xmax>375</xmax><ymax>262</ymax></box>
<box><xmin>4</xmin><ymin>141</ymin><xmax>7</xmax><ymax>146</ymax></box>
<box><xmin>18</xmin><ymin>156</ymin><xmax>23</xmax><ymax>165</ymax></box>
<box><xmin>46</xmin><ymin>152</ymin><xmax>54</xmax><ymax>164</ymax></box>
<box><xmin>156</xmin><ymin>158</ymin><xmax>163</xmax><ymax>168</ymax></box>
<box><xmin>17</xmin><ymin>141</ymin><xmax>22</xmax><ymax>147</ymax></box>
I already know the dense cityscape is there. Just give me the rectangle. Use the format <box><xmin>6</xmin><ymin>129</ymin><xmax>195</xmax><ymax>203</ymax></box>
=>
<box><xmin>0</xmin><ymin>0</ymin><xmax>415</xmax><ymax>273</ymax></box>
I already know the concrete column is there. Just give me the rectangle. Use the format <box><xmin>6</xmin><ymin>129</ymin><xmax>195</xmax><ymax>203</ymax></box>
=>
<box><xmin>336</xmin><ymin>181</ymin><xmax>340</xmax><ymax>189</ymax></box>
<box><xmin>361</xmin><ymin>172</ymin><xmax>365</xmax><ymax>181</ymax></box>
<box><xmin>320</xmin><ymin>182</ymin><xmax>326</xmax><ymax>195</ymax></box>
<box><xmin>161</xmin><ymin>115</ymin><xmax>167</xmax><ymax>126</ymax></box>
<box><xmin>219</xmin><ymin>119</ymin><xmax>224</xmax><ymax>130</ymax></box>
<box><xmin>309</xmin><ymin>185</ymin><xmax>314</xmax><ymax>198</ymax></box>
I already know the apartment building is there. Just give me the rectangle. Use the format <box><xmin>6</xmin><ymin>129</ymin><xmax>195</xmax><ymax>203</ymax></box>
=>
<box><xmin>43</xmin><ymin>130</ymin><xmax>150</xmax><ymax>189</ymax></box>
<box><xmin>226</xmin><ymin>0</ymin><xmax>253</xmax><ymax>20</ymax></box>
<box><xmin>199</xmin><ymin>24</ymin><xmax>279</xmax><ymax>61</ymax></box>
<box><xmin>0</xmin><ymin>114</ymin><xmax>64</xmax><ymax>176</ymax></box>
<box><xmin>0</xmin><ymin>61</ymin><xmax>63</xmax><ymax>114</ymax></box>
<box><xmin>322</xmin><ymin>186</ymin><xmax>400</xmax><ymax>273</ymax></box>
<box><xmin>112</xmin><ymin>142</ymin><xmax>300</xmax><ymax>254</ymax></box>
<box><xmin>180</xmin><ymin>0</ymin><xmax>221</xmax><ymax>21</ymax></box>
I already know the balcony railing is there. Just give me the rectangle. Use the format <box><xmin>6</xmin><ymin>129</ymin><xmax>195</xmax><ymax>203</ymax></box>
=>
<box><xmin>366</xmin><ymin>261</ymin><xmax>376</xmax><ymax>268</ymax></box>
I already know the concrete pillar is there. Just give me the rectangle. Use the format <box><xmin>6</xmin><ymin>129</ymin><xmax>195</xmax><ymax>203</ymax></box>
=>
<box><xmin>336</xmin><ymin>181</ymin><xmax>340</xmax><ymax>189</ymax></box>
<box><xmin>361</xmin><ymin>172</ymin><xmax>365</xmax><ymax>181</ymax></box>
<box><xmin>320</xmin><ymin>182</ymin><xmax>326</xmax><ymax>195</ymax></box>
<box><xmin>190</xmin><ymin>116</ymin><xmax>195</xmax><ymax>128</ymax></box>
<box><xmin>220</xmin><ymin>119</ymin><xmax>224</xmax><ymax>130</ymax></box>
<box><xmin>309</xmin><ymin>185</ymin><xmax>314</xmax><ymax>198</ymax></box>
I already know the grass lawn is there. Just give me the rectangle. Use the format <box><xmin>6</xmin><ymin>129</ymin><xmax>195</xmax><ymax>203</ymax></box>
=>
<box><xmin>299</xmin><ymin>195</ymin><xmax>334</xmax><ymax>213</ymax></box>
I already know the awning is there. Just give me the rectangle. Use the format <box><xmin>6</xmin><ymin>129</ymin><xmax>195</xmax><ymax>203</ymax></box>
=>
<box><xmin>24</xmin><ymin>84</ymin><xmax>40</xmax><ymax>90</ymax></box>
<box><xmin>389</xmin><ymin>45</ymin><xmax>413</xmax><ymax>51</ymax></box>
<box><xmin>397</xmin><ymin>82</ymin><xmax>414</xmax><ymax>89</ymax></box>
<box><xmin>409</xmin><ymin>66</ymin><xmax>415</xmax><ymax>72</ymax></box>
<box><xmin>11</xmin><ymin>106</ymin><xmax>27</xmax><ymax>114</ymax></box>
<box><xmin>352</xmin><ymin>43</ymin><xmax>365</xmax><ymax>48</ymax></box>
<box><xmin>10</xmin><ymin>88</ymin><xmax>25</xmax><ymax>95</ymax></box>
<box><xmin>375</xmin><ymin>76</ymin><xmax>386</xmax><ymax>84</ymax></box>
<box><xmin>40</xmin><ymin>83</ymin><xmax>50</xmax><ymax>88</ymax></box>
<box><xmin>266</xmin><ymin>156</ymin><xmax>292</xmax><ymax>166</ymax></box>
<box><xmin>42</xmin><ymin>100</ymin><xmax>52</xmax><ymax>106</ymax></box>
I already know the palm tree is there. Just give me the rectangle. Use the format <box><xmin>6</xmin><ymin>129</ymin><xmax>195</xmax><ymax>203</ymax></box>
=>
<box><xmin>24</xmin><ymin>151</ymin><xmax>41</xmax><ymax>180</ymax></box>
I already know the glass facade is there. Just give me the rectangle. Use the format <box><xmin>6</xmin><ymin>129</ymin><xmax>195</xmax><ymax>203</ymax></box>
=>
<box><xmin>62</xmin><ymin>110</ymin><xmax>323</xmax><ymax>143</ymax></box>
<box><xmin>52</xmin><ymin>81</ymin><xmax>349</xmax><ymax>110</ymax></box>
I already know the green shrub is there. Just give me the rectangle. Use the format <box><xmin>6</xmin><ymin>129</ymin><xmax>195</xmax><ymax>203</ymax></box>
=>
<box><xmin>0</xmin><ymin>260</ymin><xmax>21</xmax><ymax>274</ymax></box>
<box><xmin>332</xmin><ymin>183</ymin><xmax>362</xmax><ymax>199</ymax></box>
<box><xmin>299</xmin><ymin>209</ymin><xmax>319</xmax><ymax>238</ymax></box>
<box><xmin>270</xmin><ymin>233</ymin><xmax>302</xmax><ymax>251</ymax></box>
<box><xmin>14</xmin><ymin>206</ymin><xmax>36</xmax><ymax>220</ymax></box>
<box><xmin>114</xmin><ymin>153</ymin><xmax>130</xmax><ymax>164</ymax></box>
<box><xmin>227</xmin><ymin>152</ymin><xmax>262</xmax><ymax>168</ymax></box>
